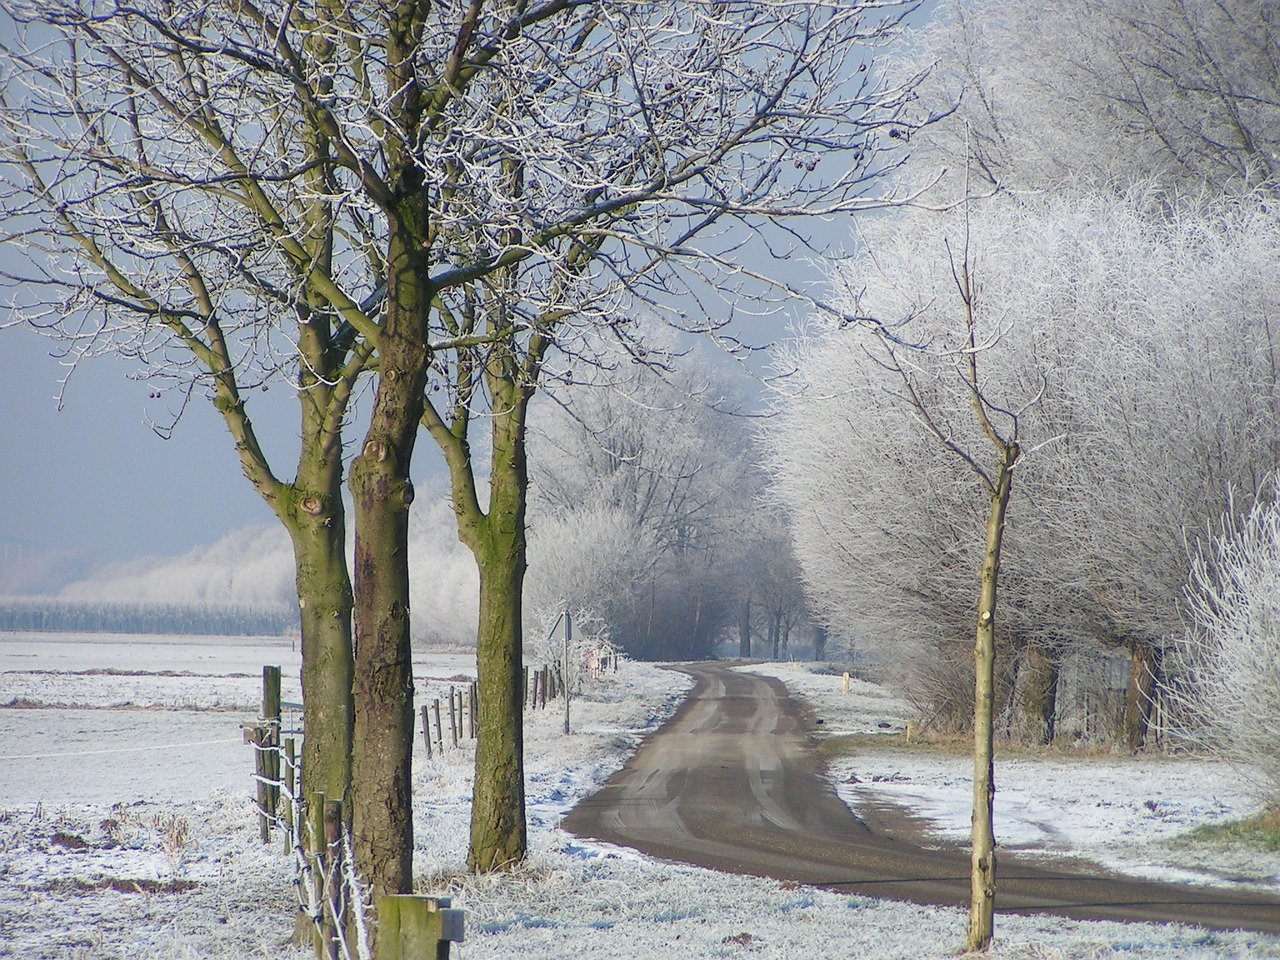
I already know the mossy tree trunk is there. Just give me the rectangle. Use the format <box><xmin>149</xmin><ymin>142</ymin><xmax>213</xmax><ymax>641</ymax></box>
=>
<box><xmin>468</xmin><ymin>423</ymin><xmax>530</xmax><ymax>870</ymax></box>
<box><xmin>422</xmin><ymin>277</ymin><xmax>538</xmax><ymax>871</ymax></box>
<box><xmin>347</xmin><ymin>0</ymin><xmax>433</xmax><ymax>901</ymax></box>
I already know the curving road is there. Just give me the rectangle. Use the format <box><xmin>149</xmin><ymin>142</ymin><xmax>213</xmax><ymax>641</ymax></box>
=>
<box><xmin>564</xmin><ymin>663</ymin><xmax>1280</xmax><ymax>933</ymax></box>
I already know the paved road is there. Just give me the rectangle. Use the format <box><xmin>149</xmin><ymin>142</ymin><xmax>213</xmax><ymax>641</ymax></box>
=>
<box><xmin>564</xmin><ymin>663</ymin><xmax>1280</xmax><ymax>933</ymax></box>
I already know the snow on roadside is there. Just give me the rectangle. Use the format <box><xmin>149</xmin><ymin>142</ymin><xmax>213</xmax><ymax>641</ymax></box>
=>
<box><xmin>738</xmin><ymin>661</ymin><xmax>1280</xmax><ymax>892</ymax></box>
<box><xmin>3</xmin><ymin>639</ymin><xmax>1280</xmax><ymax>960</ymax></box>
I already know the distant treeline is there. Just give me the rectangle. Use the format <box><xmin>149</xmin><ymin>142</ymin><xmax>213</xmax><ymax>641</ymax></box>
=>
<box><xmin>0</xmin><ymin>598</ymin><xmax>298</xmax><ymax>636</ymax></box>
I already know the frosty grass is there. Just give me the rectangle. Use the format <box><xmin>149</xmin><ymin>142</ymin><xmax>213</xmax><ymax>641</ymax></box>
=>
<box><xmin>1</xmin><ymin>634</ymin><xmax>1279</xmax><ymax>959</ymax></box>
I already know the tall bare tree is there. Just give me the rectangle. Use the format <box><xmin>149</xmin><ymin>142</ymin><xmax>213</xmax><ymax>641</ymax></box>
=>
<box><xmin>2</xmin><ymin>0</ymin><xmax>932</xmax><ymax>894</ymax></box>
<box><xmin>397</xmin><ymin>0</ymin><xmax>929</xmax><ymax>870</ymax></box>
<box><xmin>0</xmin><ymin>1</ymin><xmax>375</xmax><ymax>846</ymax></box>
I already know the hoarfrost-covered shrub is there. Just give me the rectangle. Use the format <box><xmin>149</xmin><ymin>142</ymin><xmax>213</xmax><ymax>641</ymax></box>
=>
<box><xmin>1176</xmin><ymin>492</ymin><xmax>1280</xmax><ymax>804</ymax></box>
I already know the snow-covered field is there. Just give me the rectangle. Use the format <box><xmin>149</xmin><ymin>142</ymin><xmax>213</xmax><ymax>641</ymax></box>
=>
<box><xmin>2</xmin><ymin>636</ymin><xmax>1279</xmax><ymax>959</ymax></box>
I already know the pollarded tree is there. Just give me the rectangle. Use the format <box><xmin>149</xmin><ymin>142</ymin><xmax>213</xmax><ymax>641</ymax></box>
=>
<box><xmin>405</xmin><ymin>0</ymin><xmax>931</xmax><ymax>870</ymax></box>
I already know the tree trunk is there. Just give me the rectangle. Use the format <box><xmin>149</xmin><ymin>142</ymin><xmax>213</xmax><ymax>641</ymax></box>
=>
<box><xmin>1019</xmin><ymin>642</ymin><xmax>1060</xmax><ymax>746</ymax></box>
<box><xmin>350</xmin><ymin>450</ymin><xmax>416</xmax><ymax>901</ymax></box>
<box><xmin>738</xmin><ymin>596</ymin><xmax>752</xmax><ymax>658</ymax></box>
<box><xmin>1125</xmin><ymin>638</ymin><xmax>1162</xmax><ymax>752</ymax></box>
<box><xmin>469</xmin><ymin>538</ymin><xmax>528</xmax><ymax>870</ymax></box>
<box><xmin>814</xmin><ymin>625</ymin><xmax>827</xmax><ymax>661</ymax></box>
<box><xmin>348</xmin><ymin>216</ymin><xmax>430</xmax><ymax>899</ymax></box>
<box><xmin>288</xmin><ymin>514</ymin><xmax>354</xmax><ymax>808</ymax></box>
<box><xmin>466</xmin><ymin>386</ymin><xmax>530</xmax><ymax>872</ymax></box>
<box><xmin>770</xmin><ymin>613</ymin><xmax>780</xmax><ymax>660</ymax></box>
<box><xmin>968</xmin><ymin>452</ymin><xmax>1015</xmax><ymax>953</ymax></box>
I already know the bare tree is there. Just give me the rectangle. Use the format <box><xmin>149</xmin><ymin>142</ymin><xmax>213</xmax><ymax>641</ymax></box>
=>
<box><xmin>0</xmin><ymin>2</ymin><xmax>374</xmax><ymax>858</ymax></box>
<box><xmin>1</xmin><ymin>0</ymin><xmax>931</xmax><ymax>891</ymax></box>
<box><xmin>903</xmin><ymin>0</ymin><xmax>1280</xmax><ymax>196</ymax></box>
<box><xmin>399</xmin><ymin>0</ymin><xmax>928</xmax><ymax>870</ymax></box>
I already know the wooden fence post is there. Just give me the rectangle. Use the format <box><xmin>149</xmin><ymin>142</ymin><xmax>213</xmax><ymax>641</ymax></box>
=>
<box><xmin>421</xmin><ymin>704</ymin><xmax>433</xmax><ymax>759</ymax></box>
<box><xmin>283</xmin><ymin>737</ymin><xmax>297</xmax><ymax>849</ymax></box>
<box><xmin>263</xmin><ymin>666</ymin><xmax>282</xmax><ymax>819</ymax></box>
<box><xmin>251</xmin><ymin>725</ymin><xmax>270</xmax><ymax>843</ymax></box>
<box><xmin>449</xmin><ymin>689</ymin><xmax>459</xmax><ymax>748</ymax></box>
<box><xmin>308</xmin><ymin>792</ymin><xmax>331</xmax><ymax>960</ymax></box>
<box><xmin>324</xmin><ymin>799</ymin><xmax>345</xmax><ymax>960</ymax></box>
<box><xmin>469</xmin><ymin>682</ymin><xmax>478</xmax><ymax>739</ymax></box>
<box><xmin>433</xmin><ymin>699</ymin><xmax>444</xmax><ymax>753</ymax></box>
<box><xmin>377</xmin><ymin>894</ymin><xmax>465</xmax><ymax>960</ymax></box>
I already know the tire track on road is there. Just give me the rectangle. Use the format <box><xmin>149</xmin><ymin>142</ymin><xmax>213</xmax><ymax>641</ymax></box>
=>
<box><xmin>564</xmin><ymin>663</ymin><xmax>1280</xmax><ymax>933</ymax></box>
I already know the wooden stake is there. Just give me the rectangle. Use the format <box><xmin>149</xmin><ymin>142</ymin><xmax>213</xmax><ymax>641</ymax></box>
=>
<box><xmin>469</xmin><ymin>682</ymin><xmax>478</xmax><ymax>739</ymax></box>
<box><xmin>448</xmin><ymin>689</ymin><xmax>458</xmax><ymax>748</ymax></box>
<box><xmin>308</xmin><ymin>792</ymin><xmax>328</xmax><ymax>960</ymax></box>
<box><xmin>324</xmin><ymin>799</ymin><xmax>344</xmax><ymax>960</ymax></box>
<box><xmin>263</xmin><ymin>665</ymin><xmax>282</xmax><ymax>819</ymax></box>
<box><xmin>421</xmin><ymin>704</ymin><xmax>433</xmax><ymax>759</ymax></box>
<box><xmin>377</xmin><ymin>894</ymin><xmax>463</xmax><ymax>960</ymax></box>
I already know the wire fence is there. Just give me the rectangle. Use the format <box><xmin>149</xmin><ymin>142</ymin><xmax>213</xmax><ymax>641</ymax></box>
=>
<box><xmin>246</xmin><ymin>648</ymin><xmax>620</xmax><ymax>958</ymax></box>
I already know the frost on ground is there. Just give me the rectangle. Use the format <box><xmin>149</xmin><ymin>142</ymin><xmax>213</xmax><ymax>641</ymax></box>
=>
<box><xmin>737</xmin><ymin>662</ymin><xmax>1280</xmax><ymax>894</ymax></box>
<box><xmin>2</xmin><ymin>636</ymin><xmax>1280</xmax><ymax>959</ymax></box>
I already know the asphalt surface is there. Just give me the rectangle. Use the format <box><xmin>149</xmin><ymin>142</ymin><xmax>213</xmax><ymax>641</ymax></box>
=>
<box><xmin>564</xmin><ymin>663</ymin><xmax>1280</xmax><ymax>933</ymax></box>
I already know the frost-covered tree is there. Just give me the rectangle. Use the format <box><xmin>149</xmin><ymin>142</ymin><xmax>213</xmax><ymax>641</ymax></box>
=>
<box><xmin>771</xmin><ymin>191</ymin><xmax>1053</xmax><ymax>950</ymax></box>
<box><xmin>2</xmin><ymin>0</ymin><xmax>932</xmax><ymax>883</ymax></box>
<box><xmin>1175</xmin><ymin>490</ymin><xmax>1280</xmax><ymax>804</ymax></box>
<box><xmin>396</xmin><ymin>0</ymin><xmax>930</xmax><ymax>871</ymax></box>
<box><xmin>906</xmin><ymin>0</ymin><xmax>1280</xmax><ymax>196</ymax></box>
<box><xmin>0</xmin><ymin>2</ymin><xmax>379</xmax><ymax>886</ymax></box>
<box><xmin>528</xmin><ymin>350</ymin><xmax>771</xmax><ymax>661</ymax></box>
<box><xmin>770</xmin><ymin>188</ymin><xmax>1280</xmax><ymax>754</ymax></box>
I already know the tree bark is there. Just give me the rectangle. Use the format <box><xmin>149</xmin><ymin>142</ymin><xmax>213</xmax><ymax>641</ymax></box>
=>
<box><xmin>1125</xmin><ymin>638</ymin><xmax>1162</xmax><ymax>752</ymax></box>
<box><xmin>465</xmin><ymin>385</ymin><xmax>530</xmax><ymax>872</ymax></box>
<box><xmin>288</xmin><ymin>512</ymin><xmax>354</xmax><ymax>808</ymax></box>
<box><xmin>968</xmin><ymin>451</ymin><xmax>1015</xmax><ymax>953</ymax></box>
<box><xmin>348</xmin><ymin>243</ymin><xmax>429</xmax><ymax>901</ymax></box>
<box><xmin>814</xmin><ymin>625</ymin><xmax>827</xmax><ymax>661</ymax></box>
<box><xmin>738</xmin><ymin>596</ymin><xmax>752</xmax><ymax>658</ymax></box>
<box><xmin>1019</xmin><ymin>641</ymin><xmax>1060</xmax><ymax>746</ymax></box>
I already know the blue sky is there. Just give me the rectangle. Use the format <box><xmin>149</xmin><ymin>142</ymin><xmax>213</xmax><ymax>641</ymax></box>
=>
<box><xmin>1</xmin><ymin>323</ymin><xmax>282</xmax><ymax>586</ymax></box>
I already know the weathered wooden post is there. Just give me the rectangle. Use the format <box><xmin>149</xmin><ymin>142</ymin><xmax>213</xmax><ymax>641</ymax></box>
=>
<box><xmin>283</xmin><ymin>737</ymin><xmax>297</xmax><ymax>848</ymax></box>
<box><xmin>469</xmin><ymin>681</ymin><xmax>478</xmax><ymax>739</ymax></box>
<box><xmin>250</xmin><ymin>724</ymin><xmax>270</xmax><ymax>843</ymax></box>
<box><xmin>377</xmin><ymin>895</ymin><xmax>465</xmax><ymax>960</ymax></box>
<box><xmin>448</xmin><ymin>689</ymin><xmax>459</xmax><ymax>748</ymax></box>
<box><xmin>433</xmin><ymin>698</ymin><xmax>444</xmax><ymax>754</ymax></box>
<box><xmin>263</xmin><ymin>666</ymin><xmax>282</xmax><ymax>819</ymax></box>
<box><xmin>421</xmin><ymin>704</ymin><xmax>433</xmax><ymax>759</ymax></box>
<box><xmin>308</xmin><ymin>792</ymin><xmax>331</xmax><ymax>960</ymax></box>
<box><xmin>324</xmin><ymin>799</ymin><xmax>345</xmax><ymax>960</ymax></box>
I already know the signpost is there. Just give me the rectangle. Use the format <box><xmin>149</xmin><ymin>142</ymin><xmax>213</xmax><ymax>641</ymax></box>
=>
<box><xmin>547</xmin><ymin>610</ymin><xmax>573</xmax><ymax>735</ymax></box>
